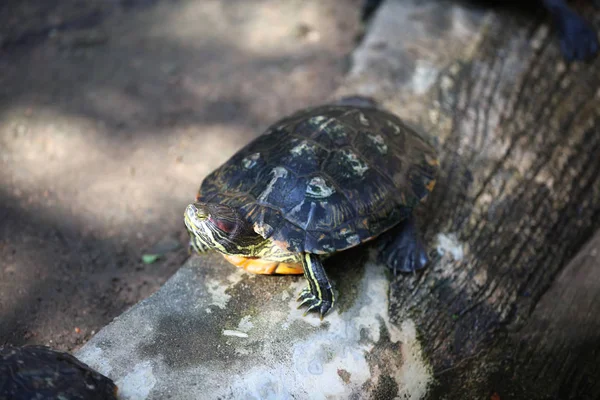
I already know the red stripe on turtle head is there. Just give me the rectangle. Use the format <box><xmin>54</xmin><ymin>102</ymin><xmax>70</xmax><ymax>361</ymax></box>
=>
<box><xmin>210</xmin><ymin>216</ymin><xmax>236</xmax><ymax>234</ymax></box>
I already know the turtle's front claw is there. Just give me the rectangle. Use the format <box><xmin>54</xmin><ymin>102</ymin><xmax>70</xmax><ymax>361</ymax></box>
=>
<box><xmin>297</xmin><ymin>287</ymin><xmax>312</xmax><ymax>301</ymax></box>
<box><xmin>297</xmin><ymin>288</ymin><xmax>333</xmax><ymax>319</ymax></box>
<box><xmin>303</xmin><ymin>300</ymin><xmax>322</xmax><ymax>317</ymax></box>
<box><xmin>297</xmin><ymin>293</ymin><xmax>316</xmax><ymax>308</ymax></box>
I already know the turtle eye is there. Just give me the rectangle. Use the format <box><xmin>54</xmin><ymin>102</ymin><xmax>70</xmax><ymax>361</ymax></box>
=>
<box><xmin>196</xmin><ymin>211</ymin><xmax>208</xmax><ymax>220</ymax></box>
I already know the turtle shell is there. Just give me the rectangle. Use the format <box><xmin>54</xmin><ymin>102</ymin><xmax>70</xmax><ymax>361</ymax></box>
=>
<box><xmin>198</xmin><ymin>105</ymin><xmax>438</xmax><ymax>254</ymax></box>
<box><xmin>0</xmin><ymin>345</ymin><xmax>118</xmax><ymax>400</ymax></box>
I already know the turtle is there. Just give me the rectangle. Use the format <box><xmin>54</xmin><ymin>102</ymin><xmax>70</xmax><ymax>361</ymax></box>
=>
<box><xmin>0</xmin><ymin>345</ymin><xmax>118</xmax><ymax>400</ymax></box>
<box><xmin>184</xmin><ymin>97</ymin><xmax>438</xmax><ymax>318</ymax></box>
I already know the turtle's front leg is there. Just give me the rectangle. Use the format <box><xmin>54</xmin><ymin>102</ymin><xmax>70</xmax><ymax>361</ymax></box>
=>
<box><xmin>297</xmin><ymin>253</ymin><xmax>335</xmax><ymax>319</ymax></box>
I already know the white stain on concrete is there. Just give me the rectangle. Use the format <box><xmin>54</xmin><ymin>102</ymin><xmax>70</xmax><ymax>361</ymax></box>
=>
<box><xmin>75</xmin><ymin>345</ymin><xmax>113</xmax><ymax>377</ymax></box>
<box><xmin>435</xmin><ymin>232</ymin><xmax>465</xmax><ymax>261</ymax></box>
<box><xmin>237</xmin><ymin>315</ymin><xmax>254</xmax><ymax>332</ymax></box>
<box><xmin>116</xmin><ymin>361</ymin><xmax>157</xmax><ymax>400</ymax></box>
<box><xmin>291</xmin><ymin>333</ymin><xmax>371</xmax><ymax>396</ymax></box>
<box><xmin>206</xmin><ymin>279</ymin><xmax>231</xmax><ymax>309</ymax></box>
<box><xmin>205</xmin><ymin>269</ymin><xmax>245</xmax><ymax>309</ymax></box>
<box><xmin>221</xmin><ymin>250</ymin><xmax>433</xmax><ymax>399</ymax></box>
<box><xmin>230</xmin><ymin>367</ymin><xmax>292</xmax><ymax>399</ymax></box>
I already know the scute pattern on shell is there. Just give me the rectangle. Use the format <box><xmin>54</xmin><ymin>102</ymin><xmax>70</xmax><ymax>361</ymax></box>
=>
<box><xmin>198</xmin><ymin>105</ymin><xmax>438</xmax><ymax>254</ymax></box>
<box><xmin>0</xmin><ymin>345</ymin><xmax>118</xmax><ymax>400</ymax></box>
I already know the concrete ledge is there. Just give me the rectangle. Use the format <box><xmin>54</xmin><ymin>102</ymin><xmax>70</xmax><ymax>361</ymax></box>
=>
<box><xmin>77</xmin><ymin>252</ymin><xmax>431</xmax><ymax>399</ymax></box>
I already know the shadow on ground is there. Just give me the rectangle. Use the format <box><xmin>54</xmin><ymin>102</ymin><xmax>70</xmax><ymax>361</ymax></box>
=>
<box><xmin>0</xmin><ymin>0</ymin><xmax>363</xmax><ymax>350</ymax></box>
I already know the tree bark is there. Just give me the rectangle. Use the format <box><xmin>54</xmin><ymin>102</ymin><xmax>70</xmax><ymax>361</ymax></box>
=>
<box><xmin>339</xmin><ymin>0</ymin><xmax>600</xmax><ymax>397</ymax></box>
<box><xmin>488</xmin><ymin>232</ymin><xmax>600</xmax><ymax>399</ymax></box>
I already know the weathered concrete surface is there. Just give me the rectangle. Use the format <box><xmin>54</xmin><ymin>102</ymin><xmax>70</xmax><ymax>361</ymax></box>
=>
<box><xmin>77</xmin><ymin>251</ymin><xmax>431</xmax><ymax>399</ymax></box>
<box><xmin>337</xmin><ymin>0</ymin><xmax>488</xmax><ymax>114</ymax></box>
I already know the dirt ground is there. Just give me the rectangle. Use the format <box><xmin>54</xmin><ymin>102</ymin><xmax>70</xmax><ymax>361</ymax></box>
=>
<box><xmin>0</xmin><ymin>0</ymin><xmax>363</xmax><ymax>351</ymax></box>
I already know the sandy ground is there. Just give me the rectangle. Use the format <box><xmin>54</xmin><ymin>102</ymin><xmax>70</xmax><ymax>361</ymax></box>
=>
<box><xmin>0</xmin><ymin>0</ymin><xmax>363</xmax><ymax>351</ymax></box>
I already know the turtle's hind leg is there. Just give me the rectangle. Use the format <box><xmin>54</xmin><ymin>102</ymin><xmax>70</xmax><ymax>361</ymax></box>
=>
<box><xmin>297</xmin><ymin>253</ymin><xmax>335</xmax><ymax>319</ymax></box>
<box><xmin>378</xmin><ymin>217</ymin><xmax>430</xmax><ymax>275</ymax></box>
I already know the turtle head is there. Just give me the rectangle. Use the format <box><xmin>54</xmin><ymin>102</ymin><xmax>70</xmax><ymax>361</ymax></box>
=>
<box><xmin>184</xmin><ymin>202</ymin><xmax>261</xmax><ymax>256</ymax></box>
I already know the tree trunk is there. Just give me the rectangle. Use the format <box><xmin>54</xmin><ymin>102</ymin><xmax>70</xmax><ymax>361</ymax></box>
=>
<box><xmin>339</xmin><ymin>0</ymin><xmax>600</xmax><ymax>397</ymax></box>
<box><xmin>486</xmin><ymin>232</ymin><xmax>600</xmax><ymax>399</ymax></box>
